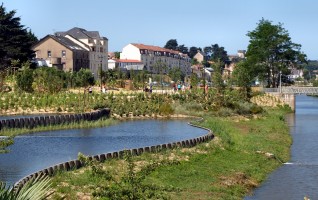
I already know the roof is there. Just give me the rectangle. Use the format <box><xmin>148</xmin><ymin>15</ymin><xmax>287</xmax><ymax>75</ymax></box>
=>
<box><xmin>116</xmin><ymin>59</ymin><xmax>143</xmax><ymax>63</ymax></box>
<box><xmin>196</xmin><ymin>51</ymin><xmax>207</xmax><ymax>57</ymax></box>
<box><xmin>33</xmin><ymin>34</ymin><xmax>89</xmax><ymax>51</ymax></box>
<box><xmin>131</xmin><ymin>43</ymin><xmax>183</xmax><ymax>55</ymax></box>
<box><xmin>55</xmin><ymin>27</ymin><xmax>108</xmax><ymax>40</ymax></box>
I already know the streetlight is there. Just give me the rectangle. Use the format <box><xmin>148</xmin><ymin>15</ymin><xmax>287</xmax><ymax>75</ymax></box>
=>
<box><xmin>98</xmin><ymin>56</ymin><xmax>103</xmax><ymax>92</ymax></box>
<box><xmin>279</xmin><ymin>71</ymin><xmax>282</xmax><ymax>93</ymax></box>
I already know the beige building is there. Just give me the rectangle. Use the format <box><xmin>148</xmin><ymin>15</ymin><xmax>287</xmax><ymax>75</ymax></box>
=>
<box><xmin>120</xmin><ymin>43</ymin><xmax>191</xmax><ymax>76</ymax></box>
<box><xmin>32</xmin><ymin>35</ymin><xmax>89</xmax><ymax>72</ymax></box>
<box><xmin>55</xmin><ymin>27</ymin><xmax>108</xmax><ymax>78</ymax></box>
<box><xmin>193</xmin><ymin>50</ymin><xmax>208</xmax><ymax>63</ymax></box>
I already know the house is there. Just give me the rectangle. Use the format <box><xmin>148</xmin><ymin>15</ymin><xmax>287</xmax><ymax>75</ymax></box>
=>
<box><xmin>55</xmin><ymin>27</ymin><xmax>108</xmax><ymax>78</ymax></box>
<box><xmin>224</xmin><ymin>50</ymin><xmax>246</xmax><ymax>76</ymax></box>
<box><xmin>32</xmin><ymin>35</ymin><xmax>90</xmax><ymax>72</ymax></box>
<box><xmin>120</xmin><ymin>43</ymin><xmax>191</xmax><ymax>77</ymax></box>
<box><xmin>108</xmin><ymin>59</ymin><xmax>144</xmax><ymax>71</ymax></box>
<box><xmin>193</xmin><ymin>50</ymin><xmax>208</xmax><ymax>63</ymax></box>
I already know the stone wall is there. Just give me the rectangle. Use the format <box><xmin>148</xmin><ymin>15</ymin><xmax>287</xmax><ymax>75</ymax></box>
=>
<box><xmin>0</xmin><ymin>108</ymin><xmax>110</xmax><ymax>131</ymax></box>
<box><xmin>14</xmin><ymin>121</ymin><xmax>214</xmax><ymax>190</ymax></box>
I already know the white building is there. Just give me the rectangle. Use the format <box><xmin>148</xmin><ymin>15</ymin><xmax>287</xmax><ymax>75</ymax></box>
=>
<box><xmin>55</xmin><ymin>27</ymin><xmax>108</xmax><ymax>79</ymax></box>
<box><xmin>120</xmin><ymin>43</ymin><xmax>191</xmax><ymax>76</ymax></box>
<box><xmin>108</xmin><ymin>59</ymin><xmax>144</xmax><ymax>71</ymax></box>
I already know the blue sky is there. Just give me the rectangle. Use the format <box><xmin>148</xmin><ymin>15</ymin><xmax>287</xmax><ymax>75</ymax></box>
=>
<box><xmin>2</xmin><ymin>0</ymin><xmax>318</xmax><ymax>59</ymax></box>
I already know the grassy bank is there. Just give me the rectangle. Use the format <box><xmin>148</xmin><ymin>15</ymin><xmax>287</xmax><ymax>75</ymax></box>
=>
<box><xmin>0</xmin><ymin>118</ymin><xmax>118</xmax><ymax>137</ymax></box>
<box><xmin>48</xmin><ymin>108</ymin><xmax>291</xmax><ymax>200</ymax></box>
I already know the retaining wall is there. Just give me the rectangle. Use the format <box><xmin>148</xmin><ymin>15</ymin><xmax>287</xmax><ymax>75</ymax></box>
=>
<box><xmin>0</xmin><ymin>108</ymin><xmax>110</xmax><ymax>131</ymax></box>
<box><xmin>14</xmin><ymin>120</ymin><xmax>214</xmax><ymax>190</ymax></box>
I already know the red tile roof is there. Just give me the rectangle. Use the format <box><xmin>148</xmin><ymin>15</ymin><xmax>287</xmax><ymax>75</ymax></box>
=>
<box><xmin>131</xmin><ymin>43</ymin><xmax>181</xmax><ymax>55</ymax></box>
<box><xmin>117</xmin><ymin>59</ymin><xmax>142</xmax><ymax>63</ymax></box>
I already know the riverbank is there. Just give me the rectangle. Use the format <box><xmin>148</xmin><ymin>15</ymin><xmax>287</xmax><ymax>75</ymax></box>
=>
<box><xmin>48</xmin><ymin>108</ymin><xmax>291</xmax><ymax>200</ymax></box>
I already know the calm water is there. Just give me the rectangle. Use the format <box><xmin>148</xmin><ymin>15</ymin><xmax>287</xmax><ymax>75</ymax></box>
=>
<box><xmin>246</xmin><ymin>95</ymin><xmax>318</xmax><ymax>200</ymax></box>
<box><xmin>0</xmin><ymin>119</ymin><xmax>207</xmax><ymax>185</ymax></box>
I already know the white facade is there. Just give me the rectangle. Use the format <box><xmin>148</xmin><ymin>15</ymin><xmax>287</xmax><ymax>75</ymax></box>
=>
<box><xmin>120</xmin><ymin>43</ymin><xmax>191</xmax><ymax>76</ymax></box>
<box><xmin>108</xmin><ymin>59</ymin><xmax>144</xmax><ymax>71</ymax></box>
<box><xmin>108</xmin><ymin>59</ymin><xmax>116</xmax><ymax>70</ymax></box>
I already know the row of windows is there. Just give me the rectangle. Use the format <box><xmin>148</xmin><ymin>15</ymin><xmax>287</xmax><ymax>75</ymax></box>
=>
<box><xmin>91</xmin><ymin>47</ymin><xmax>105</xmax><ymax>52</ymax></box>
<box><xmin>47</xmin><ymin>50</ymin><xmax>66</xmax><ymax>58</ymax></box>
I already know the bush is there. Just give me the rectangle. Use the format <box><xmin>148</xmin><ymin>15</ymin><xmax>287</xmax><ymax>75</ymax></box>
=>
<box><xmin>16</xmin><ymin>68</ymin><xmax>34</xmax><ymax>92</ymax></box>
<box><xmin>159</xmin><ymin>102</ymin><xmax>174</xmax><ymax>115</ymax></box>
<box><xmin>217</xmin><ymin>107</ymin><xmax>235</xmax><ymax>117</ymax></box>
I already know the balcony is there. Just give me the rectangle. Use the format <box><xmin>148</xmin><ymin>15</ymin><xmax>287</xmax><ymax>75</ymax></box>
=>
<box><xmin>50</xmin><ymin>57</ymin><xmax>62</xmax><ymax>64</ymax></box>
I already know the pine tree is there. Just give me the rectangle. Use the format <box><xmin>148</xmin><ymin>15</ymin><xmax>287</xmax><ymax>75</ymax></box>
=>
<box><xmin>0</xmin><ymin>3</ymin><xmax>38</xmax><ymax>85</ymax></box>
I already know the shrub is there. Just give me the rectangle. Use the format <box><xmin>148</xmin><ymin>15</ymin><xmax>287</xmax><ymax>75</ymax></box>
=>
<box><xmin>158</xmin><ymin>102</ymin><xmax>174</xmax><ymax>115</ymax></box>
<box><xmin>16</xmin><ymin>68</ymin><xmax>34</xmax><ymax>93</ymax></box>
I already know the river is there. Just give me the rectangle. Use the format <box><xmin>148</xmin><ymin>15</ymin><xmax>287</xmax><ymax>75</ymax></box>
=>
<box><xmin>0</xmin><ymin>119</ymin><xmax>207</xmax><ymax>186</ymax></box>
<box><xmin>246</xmin><ymin>95</ymin><xmax>318</xmax><ymax>199</ymax></box>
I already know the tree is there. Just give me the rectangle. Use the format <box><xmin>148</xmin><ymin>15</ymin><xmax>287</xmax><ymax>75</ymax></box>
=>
<box><xmin>114</xmin><ymin>51</ymin><xmax>120</xmax><ymax>59</ymax></box>
<box><xmin>190</xmin><ymin>73</ymin><xmax>200</xmax><ymax>88</ymax></box>
<box><xmin>204</xmin><ymin>44</ymin><xmax>228</xmax><ymax>63</ymax></box>
<box><xmin>212</xmin><ymin>60</ymin><xmax>225</xmax><ymax>94</ymax></box>
<box><xmin>168</xmin><ymin>67</ymin><xmax>183</xmax><ymax>82</ymax></box>
<box><xmin>164</xmin><ymin>39</ymin><xmax>178</xmax><ymax>50</ymax></box>
<box><xmin>232</xmin><ymin>61</ymin><xmax>255</xmax><ymax>100</ymax></box>
<box><xmin>189</xmin><ymin>46</ymin><xmax>200</xmax><ymax>59</ymax></box>
<box><xmin>0</xmin><ymin>3</ymin><xmax>38</xmax><ymax>87</ymax></box>
<box><xmin>176</xmin><ymin>44</ymin><xmax>189</xmax><ymax>55</ymax></box>
<box><xmin>246</xmin><ymin>18</ymin><xmax>307</xmax><ymax>88</ymax></box>
<box><xmin>73</xmin><ymin>68</ymin><xmax>95</xmax><ymax>87</ymax></box>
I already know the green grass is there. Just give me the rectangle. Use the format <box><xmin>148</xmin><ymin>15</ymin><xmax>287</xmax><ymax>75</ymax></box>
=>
<box><xmin>48</xmin><ymin>108</ymin><xmax>291</xmax><ymax>200</ymax></box>
<box><xmin>0</xmin><ymin>118</ymin><xmax>118</xmax><ymax>137</ymax></box>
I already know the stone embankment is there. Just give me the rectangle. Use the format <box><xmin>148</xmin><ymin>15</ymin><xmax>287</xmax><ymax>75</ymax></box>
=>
<box><xmin>251</xmin><ymin>94</ymin><xmax>285</xmax><ymax>107</ymax></box>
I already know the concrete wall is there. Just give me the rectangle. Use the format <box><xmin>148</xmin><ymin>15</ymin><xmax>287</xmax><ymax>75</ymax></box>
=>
<box><xmin>271</xmin><ymin>93</ymin><xmax>295</xmax><ymax>111</ymax></box>
<box><xmin>13</xmin><ymin>120</ymin><xmax>214</xmax><ymax>190</ymax></box>
<box><xmin>0</xmin><ymin>108</ymin><xmax>110</xmax><ymax>131</ymax></box>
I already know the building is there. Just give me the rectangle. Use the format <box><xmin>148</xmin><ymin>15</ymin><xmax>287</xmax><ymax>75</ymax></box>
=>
<box><xmin>32</xmin><ymin>35</ymin><xmax>90</xmax><ymax>72</ymax></box>
<box><xmin>32</xmin><ymin>27</ymin><xmax>108</xmax><ymax>78</ymax></box>
<box><xmin>108</xmin><ymin>59</ymin><xmax>144</xmax><ymax>71</ymax></box>
<box><xmin>224</xmin><ymin>50</ymin><xmax>246</xmax><ymax>76</ymax></box>
<box><xmin>193</xmin><ymin>50</ymin><xmax>208</xmax><ymax>63</ymax></box>
<box><xmin>120</xmin><ymin>43</ymin><xmax>191</xmax><ymax>77</ymax></box>
<box><xmin>55</xmin><ymin>27</ymin><xmax>108</xmax><ymax>78</ymax></box>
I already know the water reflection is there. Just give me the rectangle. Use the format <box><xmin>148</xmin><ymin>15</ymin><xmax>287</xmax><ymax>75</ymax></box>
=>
<box><xmin>0</xmin><ymin>119</ymin><xmax>207</xmax><ymax>185</ymax></box>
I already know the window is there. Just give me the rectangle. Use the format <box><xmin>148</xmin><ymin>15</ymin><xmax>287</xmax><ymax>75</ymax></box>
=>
<box><xmin>47</xmin><ymin>51</ymin><xmax>51</xmax><ymax>58</ymax></box>
<box><xmin>62</xmin><ymin>50</ymin><xmax>66</xmax><ymax>57</ymax></box>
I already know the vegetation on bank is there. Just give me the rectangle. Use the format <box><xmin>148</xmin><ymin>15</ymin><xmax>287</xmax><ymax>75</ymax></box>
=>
<box><xmin>0</xmin><ymin>84</ymin><xmax>291</xmax><ymax>199</ymax></box>
<box><xmin>48</xmin><ymin>108</ymin><xmax>291</xmax><ymax>200</ymax></box>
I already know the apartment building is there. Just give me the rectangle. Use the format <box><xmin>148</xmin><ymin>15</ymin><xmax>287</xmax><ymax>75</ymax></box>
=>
<box><xmin>120</xmin><ymin>43</ymin><xmax>191</xmax><ymax>76</ymax></box>
<box><xmin>32</xmin><ymin>35</ymin><xmax>89</xmax><ymax>72</ymax></box>
<box><xmin>55</xmin><ymin>27</ymin><xmax>108</xmax><ymax>78</ymax></box>
<box><xmin>30</xmin><ymin>27</ymin><xmax>108</xmax><ymax>78</ymax></box>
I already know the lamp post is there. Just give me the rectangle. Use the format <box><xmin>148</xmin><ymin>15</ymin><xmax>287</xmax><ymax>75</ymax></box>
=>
<box><xmin>98</xmin><ymin>56</ymin><xmax>103</xmax><ymax>92</ymax></box>
<box><xmin>279</xmin><ymin>71</ymin><xmax>282</xmax><ymax>93</ymax></box>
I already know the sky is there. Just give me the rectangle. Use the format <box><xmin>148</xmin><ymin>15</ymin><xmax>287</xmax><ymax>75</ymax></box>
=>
<box><xmin>1</xmin><ymin>0</ymin><xmax>318</xmax><ymax>60</ymax></box>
